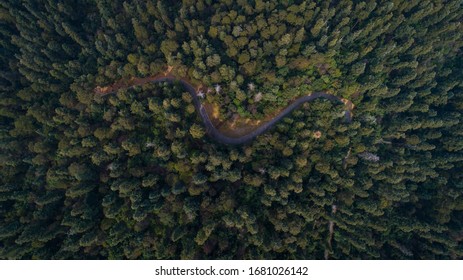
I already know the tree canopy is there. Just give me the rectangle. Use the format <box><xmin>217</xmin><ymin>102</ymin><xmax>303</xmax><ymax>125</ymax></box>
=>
<box><xmin>0</xmin><ymin>0</ymin><xmax>462</xmax><ymax>259</ymax></box>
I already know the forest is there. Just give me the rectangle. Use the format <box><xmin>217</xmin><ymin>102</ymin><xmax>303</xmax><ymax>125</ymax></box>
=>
<box><xmin>0</xmin><ymin>0</ymin><xmax>462</xmax><ymax>259</ymax></box>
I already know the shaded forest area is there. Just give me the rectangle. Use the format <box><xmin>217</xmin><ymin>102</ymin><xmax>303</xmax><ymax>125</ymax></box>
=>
<box><xmin>1</xmin><ymin>0</ymin><xmax>462</xmax><ymax>259</ymax></box>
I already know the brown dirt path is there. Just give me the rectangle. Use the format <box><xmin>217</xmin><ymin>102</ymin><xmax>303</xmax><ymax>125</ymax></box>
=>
<box><xmin>94</xmin><ymin>68</ymin><xmax>355</xmax><ymax>143</ymax></box>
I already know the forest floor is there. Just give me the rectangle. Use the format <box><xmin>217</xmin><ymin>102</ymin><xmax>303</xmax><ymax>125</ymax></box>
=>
<box><xmin>94</xmin><ymin>67</ymin><xmax>354</xmax><ymax>139</ymax></box>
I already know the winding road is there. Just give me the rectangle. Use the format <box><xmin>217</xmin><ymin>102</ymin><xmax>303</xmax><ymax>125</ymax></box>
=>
<box><xmin>96</xmin><ymin>75</ymin><xmax>353</xmax><ymax>145</ymax></box>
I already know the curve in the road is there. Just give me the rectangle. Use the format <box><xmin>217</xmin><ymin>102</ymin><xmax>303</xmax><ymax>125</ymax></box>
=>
<box><xmin>96</xmin><ymin>75</ymin><xmax>353</xmax><ymax>145</ymax></box>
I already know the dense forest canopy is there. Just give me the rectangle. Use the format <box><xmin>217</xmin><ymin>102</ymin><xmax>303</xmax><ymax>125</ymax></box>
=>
<box><xmin>0</xmin><ymin>0</ymin><xmax>462</xmax><ymax>259</ymax></box>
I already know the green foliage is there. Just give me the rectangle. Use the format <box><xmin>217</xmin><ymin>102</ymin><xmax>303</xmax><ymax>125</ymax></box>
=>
<box><xmin>0</xmin><ymin>0</ymin><xmax>462</xmax><ymax>261</ymax></box>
